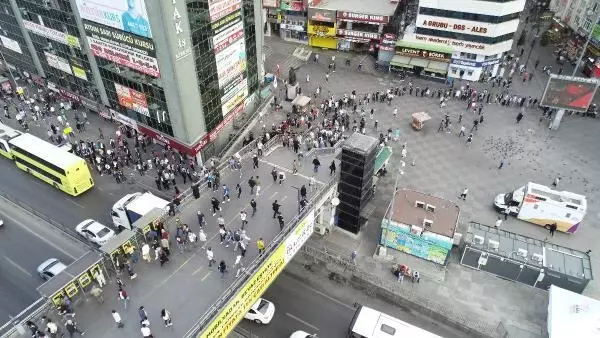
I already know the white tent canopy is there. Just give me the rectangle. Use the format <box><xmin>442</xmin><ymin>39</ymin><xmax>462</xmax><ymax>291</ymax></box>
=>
<box><xmin>548</xmin><ymin>285</ymin><xmax>600</xmax><ymax>338</ymax></box>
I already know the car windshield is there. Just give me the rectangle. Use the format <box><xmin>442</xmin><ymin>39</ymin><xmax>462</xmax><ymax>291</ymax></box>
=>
<box><xmin>81</xmin><ymin>220</ymin><xmax>95</xmax><ymax>230</ymax></box>
<box><xmin>504</xmin><ymin>192</ymin><xmax>513</xmax><ymax>205</ymax></box>
<box><xmin>257</xmin><ymin>299</ymin><xmax>269</xmax><ymax>314</ymax></box>
<box><xmin>45</xmin><ymin>260</ymin><xmax>59</xmax><ymax>271</ymax></box>
<box><xmin>97</xmin><ymin>227</ymin><xmax>111</xmax><ymax>237</ymax></box>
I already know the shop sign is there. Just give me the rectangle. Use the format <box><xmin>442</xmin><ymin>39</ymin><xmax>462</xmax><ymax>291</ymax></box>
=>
<box><xmin>44</xmin><ymin>52</ymin><xmax>73</xmax><ymax>75</ymax></box>
<box><xmin>338</xmin><ymin>29</ymin><xmax>379</xmax><ymax>40</ymax></box>
<box><xmin>83</xmin><ymin>21</ymin><xmax>156</xmax><ymax>57</ymax></box>
<box><xmin>414</xmin><ymin>34</ymin><xmax>487</xmax><ymax>52</ymax></box>
<box><xmin>0</xmin><ymin>35</ymin><xmax>22</xmax><ymax>54</ymax></box>
<box><xmin>88</xmin><ymin>36</ymin><xmax>160</xmax><ymax>77</ymax></box>
<box><xmin>419</xmin><ymin>16</ymin><xmax>490</xmax><ymax>35</ymax></box>
<box><xmin>382</xmin><ymin>33</ymin><xmax>396</xmax><ymax>45</ymax></box>
<box><xmin>114</xmin><ymin>83</ymin><xmax>150</xmax><ymax>116</ymax></box>
<box><xmin>213</xmin><ymin>21</ymin><xmax>245</xmax><ymax>53</ymax></box>
<box><xmin>280</xmin><ymin>1</ymin><xmax>304</xmax><ymax>11</ymax></box>
<box><xmin>72</xmin><ymin>66</ymin><xmax>88</xmax><ymax>81</ymax></box>
<box><xmin>308</xmin><ymin>8</ymin><xmax>335</xmax><ymax>23</ymax></box>
<box><xmin>451</xmin><ymin>58</ymin><xmax>501</xmax><ymax>67</ymax></box>
<box><xmin>280</xmin><ymin>23</ymin><xmax>305</xmax><ymax>31</ymax></box>
<box><xmin>23</xmin><ymin>20</ymin><xmax>81</xmax><ymax>49</ymax></box>
<box><xmin>398</xmin><ymin>46</ymin><xmax>451</xmax><ymax>61</ymax></box>
<box><xmin>212</xmin><ymin>11</ymin><xmax>242</xmax><ymax>34</ymax></box>
<box><xmin>80</xmin><ymin>96</ymin><xmax>99</xmax><ymax>112</ymax></box>
<box><xmin>263</xmin><ymin>0</ymin><xmax>278</xmax><ymax>7</ymax></box>
<box><xmin>59</xmin><ymin>89</ymin><xmax>82</xmax><ymax>103</ymax></box>
<box><xmin>210</xmin><ymin>0</ymin><xmax>242</xmax><ymax>22</ymax></box>
<box><xmin>379</xmin><ymin>45</ymin><xmax>394</xmax><ymax>51</ymax></box>
<box><xmin>168</xmin><ymin>0</ymin><xmax>193</xmax><ymax>61</ymax></box>
<box><xmin>338</xmin><ymin>11</ymin><xmax>389</xmax><ymax>24</ymax></box>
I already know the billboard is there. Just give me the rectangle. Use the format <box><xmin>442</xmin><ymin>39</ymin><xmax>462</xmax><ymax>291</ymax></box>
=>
<box><xmin>200</xmin><ymin>211</ymin><xmax>315</xmax><ymax>338</ymax></box>
<box><xmin>209</xmin><ymin>0</ymin><xmax>242</xmax><ymax>22</ymax></box>
<box><xmin>308</xmin><ymin>8</ymin><xmax>335</xmax><ymax>22</ymax></box>
<box><xmin>215</xmin><ymin>25</ymin><xmax>247</xmax><ymax>90</ymax></box>
<box><xmin>114</xmin><ymin>83</ymin><xmax>150</xmax><ymax>116</ymax></box>
<box><xmin>44</xmin><ymin>52</ymin><xmax>73</xmax><ymax>75</ymax></box>
<box><xmin>23</xmin><ymin>20</ymin><xmax>81</xmax><ymax>48</ymax></box>
<box><xmin>0</xmin><ymin>35</ymin><xmax>22</xmax><ymax>54</ymax></box>
<box><xmin>337</xmin><ymin>11</ymin><xmax>389</xmax><ymax>24</ymax></box>
<box><xmin>540</xmin><ymin>76</ymin><xmax>599</xmax><ymax>112</ymax></box>
<box><xmin>213</xmin><ymin>21</ymin><xmax>245</xmax><ymax>53</ymax></box>
<box><xmin>84</xmin><ymin>21</ymin><xmax>159</xmax><ymax>77</ymax></box>
<box><xmin>222</xmin><ymin>86</ymin><xmax>248</xmax><ymax>117</ymax></box>
<box><xmin>75</xmin><ymin>0</ymin><xmax>152</xmax><ymax>38</ymax></box>
<box><xmin>211</xmin><ymin>11</ymin><xmax>242</xmax><ymax>34</ymax></box>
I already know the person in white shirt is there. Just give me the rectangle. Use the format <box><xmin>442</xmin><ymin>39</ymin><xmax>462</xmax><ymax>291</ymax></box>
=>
<box><xmin>495</xmin><ymin>217</ymin><xmax>503</xmax><ymax>228</ymax></box>
<box><xmin>112</xmin><ymin>309</ymin><xmax>124</xmax><ymax>328</ymax></box>
<box><xmin>206</xmin><ymin>247</ymin><xmax>215</xmax><ymax>267</ymax></box>
<box><xmin>141</xmin><ymin>243</ymin><xmax>151</xmax><ymax>262</ymax></box>
<box><xmin>46</xmin><ymin>319</ymin><xmax>58</xmax><ymax>335</ymax></box>
<box><xmin>141</xmin><ymin>323</ymin><xmax>152</xmax><ymax>337</ymax></box>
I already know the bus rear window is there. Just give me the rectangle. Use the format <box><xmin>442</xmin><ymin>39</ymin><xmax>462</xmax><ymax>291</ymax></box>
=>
<box><xmin>380</xmin><ymin>324</ymin><xmax>396</xmax><ymax>335</ymax></box>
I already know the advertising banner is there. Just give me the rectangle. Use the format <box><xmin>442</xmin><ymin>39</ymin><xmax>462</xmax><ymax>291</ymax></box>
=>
<box><xmin>262</xmin><ymin>0</ymin><xmax>278</xmax><ymax>7</ymax></box>
<box><xmin>308</xmin><ymin>8</ymin><xmax>335</xmax><ymax>22</ymax></box>
<box><xmin>216</xmin><ymin>38</ymin><xmax>247</xmax><ymax>89</ymax></box>
<box><xmin>222</xmin><ymin>77</ymin><xmax>248</xmax><ymax>103</ymax></box>
<box><xmin>0</xmin><ymin>35</ymin><xmax>23</xmax><ymax>54</ymax></box>
<box><xmin>200</xmin><ymin>211</ymin><xmax>315</xmax><ymax>338</ymax></box>
<box><xmin>75</xmin><ymin>0</ymin><xmax>152</xmax><ymax>38</ymax></box>
<box><xmin>418</xmin><ymin>15</ymin><xmax>491</xmax><ymax>36</ymax></box>
<box><xmin>211</xmin><ymin>11</ymin><xmax>242</xmax><ymax>34</ymax></box>
<box><xmin>114</xmin><ymin>83</ymin><xmax>150</xmax><ymax>116</ymax></box>
<box><xmin>59</xmin><ymin>89</ymin><xmax>81</xmax><ymax>103</ymax></box>
<box><xmin>213</xmin><ymin>21</ymin><xmax>245</xmax><ymax>53</ymax></box>
<box><xmin>23</xmin><ymin>21</ymin><xmax>81</xmax><ymax>49</ymax></box>
<box><xmin>540</xmin><ymin>76</ymin><xmax>599</xmax><ymax>112</ymax></box>
<box><xmin>397</xmin><ymin>46</ymin><xmax>451</xmax><ymax>61</ymax></box>
<box><xmin>337</xmin><ymin>29</ymin><xmax>380</xmax><ymax>40</ymax></box>
<box><xmin>222</xmin><ymin>86</ymin><xmax>248</xmax><ymax>117</ymax></box>
<box><xmin>72</xmin><ymin>65</ymin><xmax>89</xmax><ymax>81</ymax></box>
<box><xmin>44</xmin><ymin>52</ymin><xmax>74</xmax><ymax>75</ymax></box>
<box><xmin>209</xmin><ymin>0</ymin><xmax>243</xmax><ymax>22</ymax></box>
<box><xmin>109</xmin><ymin>109</ymin><xmax>138</xmax><ymax>130</ymax></box>
<box><xmin>218</xmin><ymin>61</ymin><xmax>247</xmax><ymax>88</ymax></box>
<box><xmin>337</xmin><ymin>11</ymin><xmax>389</xmax><ymax>24</ymax></box>
<box><xmin>83</xmin><ymin>21</ymin><xmax>156</xmax><ymax>57</ymax></box>
<box><xmin>88</xmin><ymin>36</ymin><xmax>160</xmax><ymax>77</ymax></box>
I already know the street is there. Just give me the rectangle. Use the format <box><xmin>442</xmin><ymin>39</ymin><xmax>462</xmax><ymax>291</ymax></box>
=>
<box><xmin>238</xmin><ymin>271</ymin><xmax>467</xmax><ymax>338</ymax></box>
<box><xmin>0</xmin><ymin>194</ymin><xmax>88</xmax><ymax>322</ymax></box>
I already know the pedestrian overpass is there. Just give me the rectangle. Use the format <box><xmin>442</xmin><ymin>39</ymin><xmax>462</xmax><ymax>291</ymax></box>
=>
<box><xmin>185</xmin><ymin>177</ymin><xmax>339</xmax><ymax>338</ymax></box>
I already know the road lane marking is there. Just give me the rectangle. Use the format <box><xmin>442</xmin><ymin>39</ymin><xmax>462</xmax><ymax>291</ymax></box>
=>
<box><xmin>4</xmin><ymin>256</ymin><xmax>33</xmax><ymax>277</ymax></box>
<box><xmin>269</xmin><ymin>191</ymin><xmax>278</xmax><ymax>199</ymax></box>
<box><xmin>281</xmin><ymin>274</ymin><xmax>354</xmax><ymax>310</ymax></box>
<box><xmin>192</xmin><ymin>266</ymin><xmax>203</xmax><ymax>276</ymax></box>
<box><xmin>1</xmin><ymin>209</ymin><xmax>78</xmax><ymax>259</ymax></box>
<box><xmin>201</xmin><ymin>272</ymin><xmax>211</xmax><ymax>281</ymax></box>
<box><xmin>67</xmin><ymin>199</ymin><xmax>86</xmax><ymax>208</ymax></box>
<box><xmin>285</xmin><ymin>313</ymin><xmax>319</xmax><ymax>331</ymax></box>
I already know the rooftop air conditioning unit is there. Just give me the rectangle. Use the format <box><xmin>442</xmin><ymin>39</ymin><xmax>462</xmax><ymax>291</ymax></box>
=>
<box><xmin>411</xmin><ymin>225</ymin><xmax>423</xmax><ymax>236</ymax></box>
<box><xmin>488</xmin><ymin>239</ymin><xmax>500</xmax><ymax>251</ymax></box>
<box><xmin>415</xmin><ymin>201</ymin><xmax>425</xmax><ymax>209</ymax></box>
<box><xmin>532</xmin><ymin>253</ymin><xmax>543</xmax><ymax>263</ymax></box>
<box><xmin>473</xmin><ymin>235</ymin><xmax>484</xmax><ymax>245</ymax></box>
<box><xmin>422</xmin><ymin>219</ymin><xmax>433</xmax><ymax>228</ymax></box>
<box><xmin>426</xmin><ymin>204</ymin><xmax>436</xmax><ymax>212</ymax></box>
<box><xmin>517</xmin><ymin>248</ymin><xmax>528</xmax><ymax>258</ymax></box>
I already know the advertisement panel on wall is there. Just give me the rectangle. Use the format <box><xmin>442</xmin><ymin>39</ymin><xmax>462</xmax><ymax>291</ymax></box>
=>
<box><xmin>213</xmin><ymin>21</ymin><xmax>245</xmax><ymax>53</ymax></box>
<box><xmin>44</xmin><ymin>52</ymin><xmax>73</xmax><ymax>75</ymax></box>
<box><xmin>23</xmin><ymin>21</ymin><xmax>81</xmax><ymax>48</ymax></box>
<box><xmin>540</xmin><ymin>75</ymin><xmax>599</xmax><ymax>112</ymax></box>
<box><xmin>0</xmin><ymin>35</ymin><xmax>22</xmax><ymax>54</ymax></box>
<box><xmin>418</xmin><ymin>15</ymin><xmax>492</xmax><ymax>36</ymax></box>
<box><xmin>200</xmin><ymin>211</ymin><xmax>315</xmax><ymax>338</ymax></box>
<box><xmin>114</xmin><ymin>83</ymin><xmax>150</xmax><ymax>116</ymax></box>
<box><xmin>214</xmin><ymin>21</ymin><xmax>247</xmax><ymax>89</ymax></box>
<box><xmin>75</xmin><ymin>0</ymin><xmax>152</xmax><ymax>38</ymax></box>
<box><xmin>397</xmin><ymin>47</ymin><xmax>451</xmax><ymax>61</ymax></box>
<box><xmin>210</xmin><ymin>0</ymin><xmax>243</xmax><ymax>22</ymax></box>
<box><xmin>72</xmin><ymin>66</ymin><xmax>88</xmax><ymax>81</ymax></box>
<box><xmin>211</xmin><ymin>11</ymin><xmax>242</xmax><ymax>34</ymax></box>
<box><xmin>308</xmin><ymin>8</ymin><xmax>335</xmax><ymax>22</ymax></box>
<box><xmin>337</xmin><ymin>11</ymin><xmax>389</xmax><ymax>24</ymax></box>
<box><xmin>222</xmin><ymin>86</ymin><xmax>248</xmax><ymax>117</ymax></box>
<box><xmin>411</xmin><ymin>33</ymin><xmax>513</xmax><ymax>53</ymax></box>
<box><xmin>84</xmin><ymin>22</ymin><xmax>160</xmax><ymax>77</ymax></box>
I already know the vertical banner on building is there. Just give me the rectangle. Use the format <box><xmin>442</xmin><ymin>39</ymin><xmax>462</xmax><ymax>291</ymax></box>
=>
<box><xmin>164</xmin><ymin>0</ymin><xmax>193</xmax><ymax>61</ymax></box>
<box><xmin>0</xmin><ymin>35</ymin><xmax>23</xmax><ymax>54</ymax></box>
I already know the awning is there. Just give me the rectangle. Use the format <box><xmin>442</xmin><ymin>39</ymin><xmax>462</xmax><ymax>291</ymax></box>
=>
<box><xmin>395</xmin><ymin>40</ymin><xmax>453</xmax><ymax>54</ymax></box>
<box><xmin>427</xmin><ymin>61</ymin><xmax>449</xmax><ymax>72</ymax></box>
<box><xmin>390</xmin><ymin>55</ymin><xmax>411</xmax><ymax>67</ymax></box>
<box><xmin>409</xmin><ymin>58</ymin><xmax>429</xmax><ymax>68</ymax></box>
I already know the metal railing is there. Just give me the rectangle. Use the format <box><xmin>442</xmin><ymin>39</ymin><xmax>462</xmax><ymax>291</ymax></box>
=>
<box><xmin>185</xmin><ymin>174</ymin><xmax>338</xmax><ymax>337</ymax></box>
<box><xmin>0</xmin><ymin>298</ymin><xmax>50</xmax><ymax>337</ymax></box>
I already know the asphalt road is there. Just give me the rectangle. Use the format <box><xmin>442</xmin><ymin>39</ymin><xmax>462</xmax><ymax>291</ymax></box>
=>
<box><xmin>238</xmin><ymin>272</ymin><xmax>467</xmax><ymax>338</ymax></box>
<box><xmin>0</xmin><ymin>195</ymin><xmax>88</xmax><ymax>323</ymax></box>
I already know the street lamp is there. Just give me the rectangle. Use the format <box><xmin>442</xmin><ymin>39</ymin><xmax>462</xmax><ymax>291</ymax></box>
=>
<box><xmin>379</xmin><ymin>161</ymin><xmax>405</xmax><ymax>257</ymax></box>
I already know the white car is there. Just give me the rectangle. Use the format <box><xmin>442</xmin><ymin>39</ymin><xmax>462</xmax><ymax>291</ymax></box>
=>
<box><xmin>75</xmin><ymin>219</ymin><xmax>115</xmax><ymax>245</ymax></box>
<box><xmin>290</xmin><ymin>331</ymin><xmax>318</xmax><ymax>338</ymax></box>
<box><xmin>244</xmin><ymin>298</ymin><xmax>275</xmax><ymax>324</ymax></box>
<box><xmin>37</xmin><ymin>258</ymin><xmax>67</xmax><ymax>281</ymax></box>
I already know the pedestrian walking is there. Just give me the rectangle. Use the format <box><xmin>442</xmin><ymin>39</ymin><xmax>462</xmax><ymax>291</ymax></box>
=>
<box><xmin>234</xmin><ymin>254</ymin><xmax>243</xmax><ymax>277</ymax></box>
<box><xmin>255</xmin><ymin>176</ymin><xmax>261</xmax><ymax>195</ymax></box>
<box><xmin>272</xmin><ymin>200</ymin><xmax>281</xmax><ymax>218</ymax></box>
<box><xmin>552</xmin><ymin>176</ymin><xmax>560</xmax><ymax>188</ymax></box>
<box><xmin>495</xmin><ymin>217</ymin><xmax>503</xmax><ymax>228</ymax></box>
<box><xmin>312</xmin><ymin>157</ymin><xmax>320</xmax><ymax>172</ymax></box>
<box><xmin>218</xmin><ymin>260</ymin><xmax>227</xmax><ymax>279</ymax></box>
<box><xmin>250</xmin><ymin>198</ymin><xmax>257</xmax><ymax>216</ymax></box>
<box><xmin>112</xmin><ymin>309</ymin><xmax>124</xmax><ymax>328</ymax></box>
<box><xmin>277</xmin><ymin>213</ymin><xmax>285</xmax><ymax>230</ymax></box>
<box><xmin>198</xmin><ymin>229</ymin><xmax>207</xmax><ymax>246</ymax></box>
<box><xmin>236</xmin><ymin>183</ymin><xmax>242</xmax><ymax>198</ymax></box>
<box><xmin>253</xmin><ymin>154</ymin><xmax>259</xmax><ymax>169</ymax></box>
<box><xmin>222</xmin><ymin>184</ymin><xmax>230</xmax><ymax>203</ymax></box>
<box><xmin>498</xmin><ymin>159</ymin><xmax>504</xmax><ymax>169</ymax></box>
<box><xmin>516</xmin><ymin>112</ymin><xmax>524</xmax><ymax>123</ymax></box>
<box><xmin>466</xmin><ymin>133</ymin><xmax>473</xmax><ymax>146</ymax></box>
<box><xmin>140</xmin><ymin>323</ymin><xmax>152</xmax><ymax>338</ymax></box>
<box><xmin>240</xmin><ymin>210</ymin><xmax>248</xmax><ymax>229</ymax></box>
<box><xmin>248</xmin><ymin>176</ymin><xmax>256</xmax><ymax>194</ymax></box>
<box><xmin>549</xmin><ymin>223</ymin><xmax>557</xmax><ymax>236</ymax></box>
<box><xmin>197</xmin><ymin>211</ymin><xmax>206</xmax><ymax>227</ymax></box>
<box><xmin>138</xmin><ymin>306</ymin><xmax>148</xmax><ymax>323</ymax></box>
<box><xmin>459</xmin><ymin>187</ymin><xmax>469</xmax><ymax>200</ymax></box>
<box><xmin>278</xmin><ymin>171</ymin><xmax>286</xmax><ymax>185</ymax></box>
<box><xmin>458</xmin><ymin>125</ymin><xmax>466</xmax><ymax>137</ymax></box>
<box><xmin>257</xmin><ymin>238</ymin><xmax>265</xmax><ymax>254</ymax></box>
<box><xmin>64</xmin><ymin>319</ymin><xmax>85</xmax><ymax>337</ymax></box>
<box><xmin>207</xmin><ymin>247</ymin><xmax>216</xmax><ymax>267</ymax></box>
<box><xmin>300</xmin><ymin>184</ymin><xmax>307</xmax><ymax>200</ymax></box>
<box><xmin>118</xmin><ymin>288</ymin><xmax>129</xmax><ymax>309</ymax></box>
<box><xmin>271</xmin><ymin>168</ymin><xmax>278</xmax><ymax>182</ymax></box>
<box><xmin>46</xmin><ymin>319</ymin><xmax>59</xmax><ymax>337</ymax></box>
<box><xmin>351</xmin><ymin>250</ymin><xmax>357</xmax><ymax>264</ymax></box>
<box><xmin>211</xmin><ymin>197</ymin><xmax>221</xmax><ymax>216</ymax></box>
<box><xmin>292</xmin><ymin>159</ymin><xmax>299</xmax><ymax>175</ymax></box>
<box><xmin>329</xmin><ymin>160</ymin><xmax>336</xmax><ymax>175</ymax></box>
<box><xmin>161</xmin><ymin>309</ymin><xmax>173</xmax><ymax>327</ymax></box>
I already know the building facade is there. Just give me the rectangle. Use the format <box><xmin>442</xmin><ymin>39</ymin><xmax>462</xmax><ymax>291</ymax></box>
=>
<box><xmin>400</xmin><ymin>0</ymin><xmax>525</xmax><ymax>81</ymax></box>
<box><xmin>551</xmin><ymin>0</ymin><xmax>597</xmax><ymax>35</ymax></box>
<box><xmin>0</xmin><ymin>0</ymin><xmax>265</xmax><ymax>162</ymax></box>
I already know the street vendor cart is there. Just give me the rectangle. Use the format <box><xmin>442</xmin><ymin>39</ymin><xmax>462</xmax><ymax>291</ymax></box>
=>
<box><xmin>291</xmin><ymin>94</ymin><xmax>311</xmax><ymax>115</ymax></box>
<box><xmin>411</xmin><ymin>111</ymin><xmax>431</xmax><ymax>131</ymax></box>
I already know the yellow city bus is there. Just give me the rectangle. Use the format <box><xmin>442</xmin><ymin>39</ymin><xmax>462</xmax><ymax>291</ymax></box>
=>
<box><xmin>0</xmin><ymin>124</ymin><xmax>94</xmax><ymax>196</ymax></box>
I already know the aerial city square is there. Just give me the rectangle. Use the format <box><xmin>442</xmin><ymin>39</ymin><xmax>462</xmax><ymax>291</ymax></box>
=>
<box><xmin>0</xmin><ymin>0</ymin><xmax>598</xmax><ymax>337</ymax></box>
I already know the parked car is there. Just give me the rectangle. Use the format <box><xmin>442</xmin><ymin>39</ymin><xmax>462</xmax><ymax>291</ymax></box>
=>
<box><xmin>244</xmin><ymin>298</ymin><xmax>275</xmax><ymax>324</ymax></box>
<box><xmin>290</xmin><ymin>331</ymin><xmax>318</xmax><ymax>338</ymax></box>
<box><xmin>37</xmin><ymin>258</ymin><xmax>67</xmax><ymax>281</ymax></box>
<box><xmin>75</xmin><ymin>219</ymin><xmax>115</xmax><ymax>245</ymax></box>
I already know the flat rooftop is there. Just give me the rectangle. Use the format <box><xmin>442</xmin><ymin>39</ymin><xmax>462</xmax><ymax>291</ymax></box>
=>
<box><xmin>310</xmin><ymin>0</ymin><xmax>398</xmax><ymax>17</ymax></box>
<box><xmin>386</xmin><ymin>189</ymin><xmax>460</xmax><ymax>238</ymax></box>
<box><xmin>466</xmin><ymin>222</ymin><xmax>593</xmax><ymax>280</ymax></box>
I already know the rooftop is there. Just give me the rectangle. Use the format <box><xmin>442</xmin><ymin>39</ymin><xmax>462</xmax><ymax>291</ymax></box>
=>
<box><xmin>310</xmin><ymin>0</ymin><xmax>398</xmax><ymax>17</ymax></box>
<box><xmin>465</xmin><ymin>222</ymin><xmax>593</xmax><ymax>280</ymax></box>
<box><xmin>342</xmin><ymin>132</ymin><xmax>379</xmax><ymax>155</ymax></box>
<box><xmin>386</xmin><ymin>189</ymin><xmax>460</xmax><ymax>238</ymax></box>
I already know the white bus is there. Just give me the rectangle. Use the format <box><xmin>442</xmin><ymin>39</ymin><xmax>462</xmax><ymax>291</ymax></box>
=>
<box><xmin>348</xmin><ymin>305</ymin><xmax>443</xmax><ymax>338</ymax></box>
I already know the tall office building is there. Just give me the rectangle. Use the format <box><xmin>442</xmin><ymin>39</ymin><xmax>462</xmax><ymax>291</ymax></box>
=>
<box><xmin>397</xmin><ymin>0</ymin><xmax>525</xmax><ymax>81</ymax></box>
<box><xmin>0</xmin><ymin>0</ymin><xmax>265</xmax><ymax>162</ymax></box>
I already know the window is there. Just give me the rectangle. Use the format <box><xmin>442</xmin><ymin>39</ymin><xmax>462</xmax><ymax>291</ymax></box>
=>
<box><xmin>583</xmin><ymin>19</ymin><xmax>592</xmax><ymax>30</ymax></box>
<box><xmin>426</xmin><ymin>204</ymin><xmax>436</xmax><ymax>212</ymax></box>
<box><xmin>380</xmin><ymin>324</ymin><xmax>396</xmax><ymax>335</ymax></box>
<box><xmin>416</xmin><ymin>27</ymin><xmax>514</xmax><ymax>45</ymax></box>
<box><xmin>566</xmin><ymin>213</ymin><xmax>571</xmax><ymax>218</ymax></box>
<box><xmin>534</xmin><ymin>196</ymin><xmax>547</xmax><ymax>201</ymax></box>
<box><xmin>418</xmin><ymin>7</ymin><xmax>520</xmax><ymax>23</ymax></box>
<box><xmin>467</xmin><ymin>71</ymin><xmax>473</xmax><ymax>75</ymax></box>
<box><xmin>11</xmin><ymin>146</ymin><xmax>66</xmax><ymax>175</ymax></box>
<box><xmin>460</xmin><ymin>52</ymin><xmax>477</xmax><ymax>60</ymax></box>
<box><xmin>14</xmin><ymin>156</ymin><xmax>62</xmax><ymax>184</ymax></box>
<box><xmin>415</xmin><ymin>201</ymin><xmax>425</xmax><ymax>208</ymax></box>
